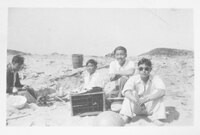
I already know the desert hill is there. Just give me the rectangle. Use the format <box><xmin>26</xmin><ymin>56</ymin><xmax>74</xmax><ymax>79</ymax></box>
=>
<box><xmin>140</xmin><ymin>48</ymin><xmax>193</xmax><ymax>57</ymax></box>
<box><xmin>7</xmin><ymin>49</ymin><xmax>31</xmax><ymax>56</ymax></box>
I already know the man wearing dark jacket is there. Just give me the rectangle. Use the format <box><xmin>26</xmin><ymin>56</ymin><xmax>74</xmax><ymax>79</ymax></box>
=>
<box><xmin>7</xmin><ymin>55</ymin><xmax>37</xmax><ymax>103</ymax></box>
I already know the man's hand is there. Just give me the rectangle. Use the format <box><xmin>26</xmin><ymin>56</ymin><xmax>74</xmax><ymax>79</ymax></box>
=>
<box><xmin>22</xmin><ymin>85</ymin><xmax>30</xmax><ymax>90</ymax></box>
<box><xmin>139</xmin><ymin>96</ymin><xmax>151</xmax><ymax>106</ymax></box>
<box><xmin>12</xmin><ymin>87</ymin><xmax>18</xmax><ymax>93</ymax></box>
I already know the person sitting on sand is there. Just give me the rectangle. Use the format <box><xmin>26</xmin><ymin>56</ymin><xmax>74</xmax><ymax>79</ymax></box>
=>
<box><xmin>109</xmin><ymin>46</ymin><xmax>135</xmax><ymax>97</ymax></box>
<box><xmin>120</xmin><ymin>58</ymin><xmax>166</xmax><ymax>126</ymax></box>
<box><xmin>7</xmin><ymin>55</ymin><xmax>38</xmax><ymax>103</ymax></box>
<box><xmin>80</xmin><ymin>59</ymin><xmax>104</xmax><ymax>92</ymax></box>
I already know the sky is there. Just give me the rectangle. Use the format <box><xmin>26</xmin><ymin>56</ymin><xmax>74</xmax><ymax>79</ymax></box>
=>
<box><xmin>7</xmin><ymin>8</ymin><xmax>193</xmax><ymax>56</ymax></box>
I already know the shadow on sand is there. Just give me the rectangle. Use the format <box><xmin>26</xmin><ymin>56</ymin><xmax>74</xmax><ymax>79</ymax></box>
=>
<box><xmin>130</xmin><ymin>106</ymin><xmax>180</xmax><ymax>124</ymax></box>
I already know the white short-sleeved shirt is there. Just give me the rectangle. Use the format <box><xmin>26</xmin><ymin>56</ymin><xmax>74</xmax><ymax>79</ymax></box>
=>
<box><xmin>109</xmin><ymin>60</ymin><xmax>135</xmax><ymax>74</ymax></box>
<box><xmin>122</xmin><ymin>74</ymin><xmax>166</xmax><ymax>97</ymax></box>
<box><xmin>83</xmin><ymin>71</ymin><xmax>104</xmax><ymax>90</ymax></box>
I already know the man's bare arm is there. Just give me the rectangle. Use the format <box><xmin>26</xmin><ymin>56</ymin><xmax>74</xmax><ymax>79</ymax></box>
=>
<box><xmin>109</xmin><ymin>68</ymin><xmax>135</xmax><ymax>81</ymax></box>
<box><xmin>149</xmin><ymin>89</ymin><xmax>165</xmax><ymax>101</ymax></box>
<box><xmin>139</xmin><ymin>89</ymin><xmax>165</xmax><ymax>105</ymax></box>
<box><xmin>124</xmin><ymin>90</ymin><xmax>139</xmax><ymax>103</ymax></box>
<box><xmin>115</xmin><ymin>68</ymin><xmax>135</xmax><ymax>76</ymax></box>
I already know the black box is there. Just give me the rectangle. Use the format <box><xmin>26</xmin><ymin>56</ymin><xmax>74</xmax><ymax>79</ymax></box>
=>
<box><xmin>70</xmin><ymin>91</ymin><xmax>105</xmax><ymax>116</ymax></box>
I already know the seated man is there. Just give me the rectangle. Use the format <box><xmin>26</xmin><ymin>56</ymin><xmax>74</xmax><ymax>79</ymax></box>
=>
<box><xmin>109</xmin><ymin>46</ymin><xmax>135</xmax><ymax>97</ymax></box>
<box><xmin>120</xmin><ymin>58</ymin><xmax>166</xmax><ymax>126</ymax></box>
<box><xmin>7</xmin><ymin>55</ymin><xmax>37</xmax><ymax>103</ymax></box>
<box><xmin>81</xmin><ymin>59</ymin><xmax>104</xmax><ymax>92</ymax></box>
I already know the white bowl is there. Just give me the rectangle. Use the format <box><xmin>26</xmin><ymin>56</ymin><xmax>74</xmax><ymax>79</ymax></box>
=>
<box><xmin>111</xmin><ymin>101</ymin><xmax>122</xmax><ymax>112</ymax></box>
<box><xmin>8</xmin><ymin>95</ymin><xmax>27</xmax><ymax>109</ymax></box>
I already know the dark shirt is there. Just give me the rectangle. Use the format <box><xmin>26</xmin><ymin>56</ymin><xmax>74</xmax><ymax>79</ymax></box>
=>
<box><xmin>7</xmin><ymin>63</ymin><xmax>24</xmax><ymax>94</ymax></box>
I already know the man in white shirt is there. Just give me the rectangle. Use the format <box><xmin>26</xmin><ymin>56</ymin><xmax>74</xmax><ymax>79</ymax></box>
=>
<box><xmin>120</xmin><ymin>58</ymin><xmax>166</xmax><ymax>126</ymax></box>
<box><xmin>109</xmin><ymin>46</ymin><xmax>135</xmax><ymax>97</ymax></box>
<box><xmin>82</xmin><ymin>59</ymin><xmax>104</xmax><ymax>91</ymax></box>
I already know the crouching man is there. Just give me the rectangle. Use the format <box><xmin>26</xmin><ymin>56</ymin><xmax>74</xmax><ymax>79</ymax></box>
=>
<box><xmin>120</xmin><ymin>58</ymin><xmax>166</xmax><ymax>126</ymax></box>
<box><xmin>109</xmin><ymin>46</ymin><xmax>135</xmax><ymax>97</ymax></box>
<box><xmin>7</xmin><ymin>55</ymin><xmax>38</xmax><ymax>103</ymax></box>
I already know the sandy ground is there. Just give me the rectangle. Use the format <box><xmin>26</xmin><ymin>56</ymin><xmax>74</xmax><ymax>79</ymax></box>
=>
<box><xmin>6</xmin><ymin>54</ymin><xmax>194</xmax><ymax>126</ymax></box>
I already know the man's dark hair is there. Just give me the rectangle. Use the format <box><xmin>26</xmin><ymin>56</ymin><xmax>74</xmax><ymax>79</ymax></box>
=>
<box><xmin>86</xmin><ymin>59</ymin><xmax>98</xmax><ymax>67</ymax></box>
<box><xmin>138</xmin><ymin>58</ymin><xmax>152</xmax><ymax>67</ymax></box>
<box><xmin>113</xmin><ymin>46</ymin><xmax>127</xmax><ymax>54</ymax></box>
<box><xmin>12</xmin><ymin>55</ymin><xmax>24</xmax><ymax>65</ymax></box>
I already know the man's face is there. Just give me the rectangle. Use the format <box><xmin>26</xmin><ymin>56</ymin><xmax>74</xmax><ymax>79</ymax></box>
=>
<box><xmin>138</xmin><ymin>64</ymin><xmax>152</xmax><ymax>78</ymax></box>
<box><xmin>115</xmin><ymin>49</ymin><xmax>127</xmax><ymax>65</ymax></box>
<box><xmin>86</xmin><ymin>63</ymin><xmax>97</xmax><ymax>75</ymax></box>
<box><xmin>12</xmin><ymin>63</ymin><xmax>24</xmax><ymax>72</ymax></box>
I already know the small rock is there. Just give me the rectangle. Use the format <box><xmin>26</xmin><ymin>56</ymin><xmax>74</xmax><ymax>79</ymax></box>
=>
<box><xmin>181</xmin><ymin>102</ymin><xmax>187</xmax><ymax>106</ymax></box>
